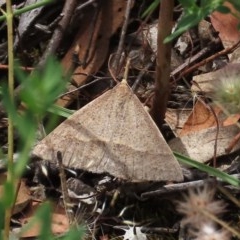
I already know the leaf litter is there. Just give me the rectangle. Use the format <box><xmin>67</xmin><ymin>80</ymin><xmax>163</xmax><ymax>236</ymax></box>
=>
<box><xmin>0</xmin><ymin>0</ymin><xmax>240</xmax><ymax>239</ymax></box>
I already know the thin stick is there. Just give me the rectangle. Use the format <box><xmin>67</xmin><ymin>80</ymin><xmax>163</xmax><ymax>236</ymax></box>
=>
<box><xmin>57</xmin><ymin>151</ymin><xmax>75</xmax><ymax>225</ymax></box>
<box><xmin>112</xmin><ymin>0</ymin><xmax>132</xmax><ymax>74</ymax></box>
<box><xmin>4</xmin><ymin>0</ymin><xmax>15</xmax><ymax>238</ymax></box>
<box><xmin>123</xmin><ymin>58</ymin><xmax>131</xmax><ymax>80</ymax></box>
<box><xmin>132</xmin><ymin>61</ymin><xmax>154</xmax><ymax>92</ymax></box>
<box><xmin>58</xmin><ymin>77</ymin><xmax>111</xmax><ymax>98</ymax></box>
<box><xmin>141</xmin><ymin>173</ymin><xmax>240</xmax><ymax>198</ymax></box>
<box><xmin>108</xmin><ymin>54</ymin><xmax>119</xmax><ymax>83</ymax></box>
<box><xmin>141</xmin><ymin>178</ymin><xmax>217</xmax><ymax>198</ymax></box>
<box><xmin>173</xmin><ymin>40</ymin><xmax>240</xmax><ymax>81</ymax></box>
<box><xmin>171</xmin><ymin>45</ymin><xmax>211</xmax><ymax>78</ymax></box>
<box><xmin>38</xmin><ymin>0</ymin><xmax>78</xmax><ymax>68</ymax></box>
<box><xmin>225</xmin><ymin>131</ymin><xmax>240</xmax><ymax>153</ymax></box>
<box><xmin>191</xmin><ymin>81</ymin><xmax>219</xmax><ymax>168</ymax></box>
<box><xmin>202</xmin><ymin>209</ymin><xmax>240</xmax><ymax>238</ymax></box>
<box><xmin>76</xmin><ymin>0</ymin><xmax>96</xmax><ymax>11</ymax></box>
<box><xmin>149</xmin><ymin>0</ymin><xmax>174</xmax><ymax>129</ymax></box>
<box><xmin>0</xmin><ymin>64</ymin><xmax>34</xmax><ymax>71</ymax></box>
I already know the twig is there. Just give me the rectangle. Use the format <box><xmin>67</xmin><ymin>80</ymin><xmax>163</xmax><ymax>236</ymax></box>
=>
<box><xmin>108</xmin><ymin>54</ymin><xmax>119</xmax><ymax>83</ymax></box>
<box><xmin>218</xmin><ymin>185</ymin><xmax>240</xmax><ymax>207</ymax></box>
<box><xmin>35</xmin><ymin>14</ymin><xmax>64</xmax><ymax>34</ymax></box>
<box><xmin>209</xmin><ymin>104</ymin><xmax>219</xmax><ymax>168</ymax></box>
<box><xmin>38</xmin><ymin>0</ymin><xmax>78</xmax><ymax>68</ymax></box>
<box><xmin>149</xmin><ymin>0</ymin><xmax>174</xmax><ymax>129</ymax></box>
<box><xmin>141</xmin><ymin>225</ymin><xmax>179</xmax><ymax>234</ymax></box>
<box><xmin>57</xmin><ymin>151</ymin><xmax>75</xmax><ymax>225</ymax></box>
<box><xmin>141</xmin><ymin>174</ymin><xmax>240</xmax><ymax>199</ymax></box>
<box><xmin>0</xmin><ymin>64</ymin><xmax>34</xmax><ymax>71</ymax></box>
<box><xmin>123</xmin><ymin>58</ymin><xmax>131</xmax><ymax>80</ymax></box>
<box><xmin>171</xmin><ymin>44</ymin><xmax>212</xmax><ymax>78</ymax></box>
<box><xmin>112</xmin><ymin>0</ymin><xmax>132</xmax><ymax>75</ymax></box>
<box><xmin>173</xmin><ymin>40</ymin><xmax>240</xmax><ymax>81</ymax></box>
<box><xmin>202</xmin><ymin>209</ymin><xmax>240</xmax><ymax>238</ymax></box>
<box><xmin>76</xmin><ymin>0</ymin><xmax>96</xmax><ymax>11</ymax></box>
<box><xmin>4</xmin><ymin>0</ymin><xmax>15</xmax><ymax>238</ymax></box>
<box><xmin>225</xmin><ymin>131</ymin><xmax>240</xmax><ymax>153</ymax></box>
<box><xmin>141</xmin><ymin>178</ymin><xmax>217</xmax><ymax>199</ymax></box>
<box><xmin>191</xmin><ymin>81</ymin><xmax>220</xmax><ymax>168</ymax></box>
<box><xmin>58</xmin><ymin>77</ymin><xmax>112</xmax><ymax>98</ymax></box>
<box><xmin>132</xmin><ymin>61</ymin><xmax>154</xmax><ymax>92</ymax></box>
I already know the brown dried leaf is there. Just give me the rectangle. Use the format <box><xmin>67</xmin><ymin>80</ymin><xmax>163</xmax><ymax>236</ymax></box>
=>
<box><xmin>210</xmin><ymin>2</ymin><xmax>240</xmax><ymax>49</ymax></box>
<box><xmin>165</xmin><ymin>108</ymin><xmax>192</xmax><ymax>136</ymax></box>
<box><xmin>58</xmin><ymin>0</ymin><xmax>129</xmax><ymax>107</ymax></box>
<box><xmin>223</xmin><ymin>114</ymin><xmax>240</xmax><ymax>126</ymax></box>
<box><xmin>180</xmin><ymin>100</ymin><xmax>222</xmax><ymax>136</ymax></box>
<box><xmin>0</xmin><ymin>174</ymin><xmax>31</xmax><ymax>215</ymax></box>
<box><xmin>13</xmin><ymin>179</ymin><xmax>31</xmax><ymax>215</ymax></box>
<box><xmin>169</xmin><ymin>125</ymin><xmax>240</xmax><ymax>163</ymax></box>
<box><xmin>19</xmin><ymin>202</ymin><xmax>69</xmax><ymax>238</ymax></box>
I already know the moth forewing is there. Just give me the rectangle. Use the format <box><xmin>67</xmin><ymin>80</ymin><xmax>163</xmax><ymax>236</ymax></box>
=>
<box><xmin>33</xmin><ymin>80</ymin><xmax>183</xmax><ymax>182</ymax></box>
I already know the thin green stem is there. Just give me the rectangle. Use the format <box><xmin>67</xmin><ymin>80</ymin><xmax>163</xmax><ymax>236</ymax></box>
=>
<box><xmin>4</xmin><ymin>0</ymin><xmax>14</xmax><ymax>239</ymax></box>
<box><xmin>0</xmin><ymin>0</ymin><xmax>53</xmax><ymax>21</ymax></box>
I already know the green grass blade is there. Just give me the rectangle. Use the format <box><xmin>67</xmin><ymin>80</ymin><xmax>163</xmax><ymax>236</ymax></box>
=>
<box><xmin>47</xmin><ymin>104</ymin><xmax>75</xmax><ymax>118</ymax></box>
<box><xmin>174</xmin><ymin>152</ymin><xmax>240</xmax><ymax>187</ymax></box>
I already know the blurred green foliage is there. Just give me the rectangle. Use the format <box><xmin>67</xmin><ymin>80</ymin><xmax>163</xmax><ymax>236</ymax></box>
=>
<box><xmin>141</xmin><ymin>0</ymin><xmax>240</xmax><ymax>42</ymax></box>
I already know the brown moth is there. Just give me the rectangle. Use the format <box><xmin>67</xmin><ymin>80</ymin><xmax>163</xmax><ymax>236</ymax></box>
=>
<box><xmin>32</xmin><ymin>80</ymin><xmax>183</xmax><ymax>182</ymax></box>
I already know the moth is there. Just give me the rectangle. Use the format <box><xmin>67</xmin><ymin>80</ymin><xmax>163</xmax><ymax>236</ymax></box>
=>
<box><xmin>32</xmin><ymin>80</ymin><xmax>183</xmax><ymax>182</ymax></box>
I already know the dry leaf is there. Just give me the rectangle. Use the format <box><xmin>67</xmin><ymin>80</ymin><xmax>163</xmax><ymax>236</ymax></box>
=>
<box><xmin>19</xmin><ymin>202</ymin><xmax>69</xmax><ymax>238</ymax></box>
<box><xmin>58</xmin><ymin>0</ymin><xmax>129</xmax><ymax>107</ymax></box>
<box><xmin>169</xmin><ymin>125</ymin><xmax>240</xmax><ymax>163</ymax></box>
<box><xmin>13</xmin><ymin>179</ymin><xmax>31</xmax><ymax>215</ymax></box>
<box><xmin>223</xmin><ymin>114</ymin><xmax>240</xmax><ymax>126</ymax></box>
<box><xmin>180</xmin><ymin>100</ymin><xmax>221</xmax><ymax>136</ymax></box>
<box><xmin>165</xmin><ymin>108</ymin><xmax>192</xmax><ymax>136</ymax></box>
<box><xmin>0</xmin><ymin>174</ymin><xmax>31</xmax><ymax>215</ymax></box>
<box><xmin>191</xmin><ymin>70</ymin><xmax>220</xmax><ymax>94</ymax></box>
<box><xmin>210</xmin><ymin>2</ymin><xmax>240</xmax><ymax>49</ymax></box>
